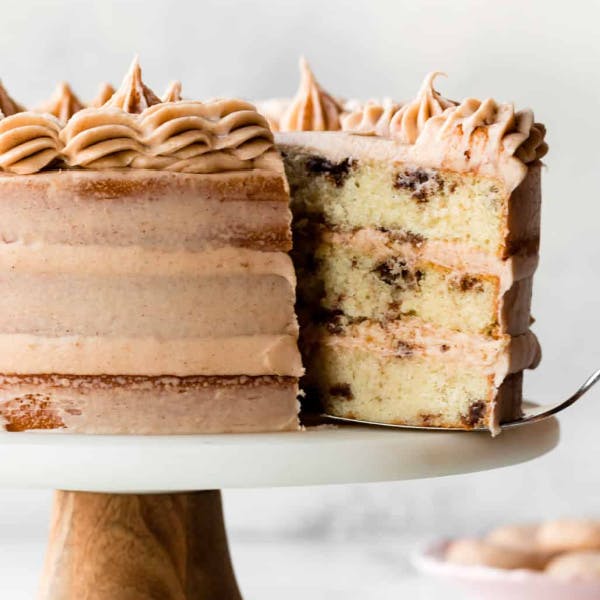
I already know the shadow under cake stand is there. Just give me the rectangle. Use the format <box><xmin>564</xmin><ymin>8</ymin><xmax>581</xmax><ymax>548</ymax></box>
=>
<box><xmin>0</xmin><ymin>420</ymin><xmax>559</xmax><ymax>599</ymax></box>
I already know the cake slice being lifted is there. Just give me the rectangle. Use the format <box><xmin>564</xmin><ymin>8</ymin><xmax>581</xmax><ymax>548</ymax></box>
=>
<box><xmin>260</xmin><ymin>61</ymin><xmax>547</xmax><ymax>433</ymax></box>
<box><xmin>0</xmin><ymin>58</ymin><xmax>302</xmax><ymax>433</ymax></box>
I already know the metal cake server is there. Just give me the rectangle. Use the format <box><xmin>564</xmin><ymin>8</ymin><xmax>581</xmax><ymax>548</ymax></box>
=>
<box><xmin>320</xmin><ymin>367</ymin><xmax>600</xmax><ymax>432</ymax></box>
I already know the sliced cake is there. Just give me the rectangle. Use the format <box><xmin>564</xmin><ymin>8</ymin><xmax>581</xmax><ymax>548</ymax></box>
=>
<box><xmin>0</xmin><ymin>59</ymin><xmax>302</xmax><ymax>433</ymax></box>
<box><xmin>260</xmin><ymin>61</ymin><xmax>547</xmax><ymax>433</ymax></box>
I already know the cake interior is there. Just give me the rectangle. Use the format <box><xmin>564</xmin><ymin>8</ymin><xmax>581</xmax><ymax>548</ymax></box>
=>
<box><xmin>282</xmin><ymin>138</ymin><xmax>540</xmax><ymax>431</ymax></box>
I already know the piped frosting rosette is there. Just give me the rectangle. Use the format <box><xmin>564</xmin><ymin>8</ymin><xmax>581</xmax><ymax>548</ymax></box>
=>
<box><xmin>413</xmin><ymin>96</ymin><xmax>549</xmax><ymax>165</ymax></box>
<box><xmin>341</xmin><ymin>72</ymin><xmax>456</xmax><ymax>142</ymax></box>
<box><xmin>162</xmin><ymin>81</ymin><xmax>182</xmax><ymax>103</ymax></box>
<box><xmin>279</xmin><ymin>57</ymin><xmax>343</xmax><ymax>132</ymax></box>
<box><xmin>60</xmin><ymin>108</ymin><xmax>145</xmax><ymax>169</ymax></box>
<box><xmin>89</xmin><ymin>83</ymin><xmax>116</xmax><ymax>108</ymax></box>
<box><xmin>36</xmin><ymin>82</ymin><xmax>84</xmax><ymax>122</ymax></box>
<box><xmin>134</xmin><ymin>99</ymin><xmax>275</xmax><ymax>173</ymax></box>
<box><xmin>0</xmin><ymin>112</ymin><xmax>63</xmax><ymax>174</ymax></box>
<box><xmin>341</xmin><ymin>98</ymin><xmax>402</xmax><ymax>137</ymax></box>
<box><xmin>105</xmin><ymin>57</ymin><xmax>161</xmax><ymax>114</ymax></box>
<box><xmin>503</xmin><ymin>109</ymin><xmax>548</xmax><ymax>163</ymax></box>
<box><xmin>0</xmin><ymin>81</ymin><xmax>24</xmax><ymax>117</ymax></box>
<box><xmin>342</xmin><ymin>71</ymin><xmax>548</xmax><ymax>164</ymax></box>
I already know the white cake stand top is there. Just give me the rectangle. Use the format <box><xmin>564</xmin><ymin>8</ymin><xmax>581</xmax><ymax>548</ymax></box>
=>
<box><xmin>0</xmin><ymin>418</ymin><xmax>559</xmax><ymax>493</ymax></box>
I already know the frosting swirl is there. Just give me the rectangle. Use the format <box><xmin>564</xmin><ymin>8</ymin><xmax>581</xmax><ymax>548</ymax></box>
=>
<box><xmin>134</xmin><ymin>99</ymin><xmax>274</xmax><ymax>173</ymax></box>
<box><xmin>0</xmin><ymin>81</ymin><xmax>24</xmax><ymax>117</ymax></box>
<box><xmin>504</xmin><ymin>110</ymin><xmax>548</xmax><ymax>163</ymax></box>
<box><xmin>342</xmin><ymin>72</ymin><xmax>456</xmax><ymax>142</ymax></box>
<box><xmin>162</xmin><ymin>81</ymin><xmax>182</xmax><ymax>103</ymax></box>
<box><xmin>58</xmin><ymin>98</ymin><xmax>274</xmax><ymax>173</ymax></box>
<box><xmin>0</xmin><ymin>112</ymin><xmax>63</xmax><ymax>174</ymax></box>
<box><xmin>36</xmin><ymin>82</ymin><xmax>84</xmax><ymax>122</ymax></box>
<box><xmin>60</xmin><ymin>107</ymin><xmax>144</xmax><ymax>168</ymax></box>
<box><xmin>255</xmin><ymin>98</ymin><xmax>290</xmax><ymax>132</ymax></box>
<box><xmin>341</xmin><ymin>71</ymin><xmax>547</xmax><ymax>164</ymax></box>
<box><xmin>89</xmin><ymin>83</ymin><xmax>115</xmax><ymax>108</ymax></box>
<box><xmin>416</xmin><ymin>96</ymin><xmax>549</xmax><ymax>164</ymax></box>
<box><xmin>341</xmin><ymin>98</ymin><xmax>401</xmax><ymax>137</ymax></box>
<box><xmin>105</xmin><ymin>56</ymin><xmax>161</xmax><ymax>113</ymax></box>
<box><xmin>0</xmin><ymin>58</ymin><xmax>277</xmax><ymax>175</ymax></box>
<box><xmin>279</xmin><ymin>58</ymin><xmax>343</xmax><ymax>132</ymax></box>
<box><xmin>389</xmin><ymin>72</ymin><xmax>457</xmax><ymax>143</ymax></box>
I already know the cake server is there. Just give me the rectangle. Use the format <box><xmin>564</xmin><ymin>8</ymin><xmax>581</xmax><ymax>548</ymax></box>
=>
<box><xmin>320</xmin><ymin>367</ymin><xmax>600</xmax><ymax>431</ymax></box>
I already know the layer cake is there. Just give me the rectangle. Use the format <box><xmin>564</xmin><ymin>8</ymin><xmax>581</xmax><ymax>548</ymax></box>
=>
<box><xmin>0</xmin><ymin>59</ymin><xmax>302</xmax><ymax>433</ymax></box>
<box><xmin>259</xmin><ymin>61</ymin><xmax>547</xmax><ymax>433</ymax></box>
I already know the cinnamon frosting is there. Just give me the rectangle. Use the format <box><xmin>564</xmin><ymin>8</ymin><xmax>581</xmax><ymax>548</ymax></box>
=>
<box><xmin>279</xmin><ymin>58</ymin><xmax>343</xmax><ymax>132</ymax></box>
<box><xmin>0</xmin><ymin>58</ymin><xmax>277</xmax><ymax>175</ymax></box>
<box><xmin>344</xmin><ymin>74</ymin><xmax>548</xmax><ymax>164</ymax></box>
<box><xmin>60</xmin><ymin>107</ymin><xmax>144</xmax><ymax>168</ymax></box>
<box><xmin>340</xmin><ymin>97</ymin><xmax>401</xmax><ymax>138</ymax></box>
<box><xmin>0</xmin><ymin>112</ymin><xmax>63</xmax><ymax>174</ymax></box>
<box><xmin>261</xmin><ymin>65</ymin><xmax>548</xmax><ymax>170</ymax></box>
<box><xmin>134</xmin><ymin>99</ymin><xmax>275</xmax><ymax>172</ymax></box>
<box><xmin>89</xmin><ymin>83</ymin><xmax>115</xmax><ymax>108</ymax></box>
<box><xmin>0</xmin><ymin>81</ymin><xmax>24</xmax><ymax>117</ymax></box>
<box><xmin>411</xmin><ymin>94</ymin><xmax>548</xmax><ymax>165</ymax></box>
<box><xmin>36</xmin><ymin>82</ymin><xmax>84</xmax><ymax>122</ymax></box>
<box><xmin>105</xmin><ymin>56</ymin><xmax>161</xmax><ymax>113</ymax></box>
<box><xmin>324</xmin><ymin>318</ymin><xmax>541</xmax><ymax>386</ymax></box>
<box><xmin>59</xmin><ymin>99</ymin><xmax>276</xmax><ymax>173</ymax></box>
<box><xmin>162</xmin><ymin>81</ymin><xmax>182</xmax><ymax>102</ymax></box>
<box><xmin>346</xmin><ymin>72</ymin><xmax>457</xmax><ymax>143</ymax></box>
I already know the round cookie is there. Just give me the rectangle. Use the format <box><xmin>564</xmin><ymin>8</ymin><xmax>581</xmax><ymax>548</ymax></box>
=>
<box><xmin>486</xmin><ymin>523</ymin><xmax>555</xmax><ymax>567</ymax></box>
<box><xmin>546</xmin><ymin>551</ymin><xmax>600</xmax><ymax>581</ymax></box>
<box><xmin>538</xmin><ymin>519</ymin><xmax>600</xmax><ymax>554</ymax></box>
<box><xmin>445</xmin><ymin>538</ymin><xmax>545</xmax><ymax>571</ymax></box>
<box><xmin>486</xmin><ymin>523</ymin><xmax>540</xmax><ymax>551</ymax></box>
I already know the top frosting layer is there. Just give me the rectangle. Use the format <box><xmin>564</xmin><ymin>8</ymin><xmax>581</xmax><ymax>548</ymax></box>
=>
<box><xmin>262</xmin><ymin>64</ymin><xmax>548</xmax><ymax>169</ymax></box>
<box><xmin>279</xmin><ymin>58</ymin><xmax>343</xmax><ymax>132</ymax></box>
<box><xmin>59</xmin><ymin>99</ymin><xmax>276</xmax><ymax>173</ymax></box>
<box><xmin>0</xmin><ymin>59</ymin><xmax>277</xmax><ymax>175</ymax></box>
<box><xmin>344</xmin><ymin>72</ymin><xmax>457</xmax><ymax>144</ymax></box>
<box><xmin>342</xmin><ymin>73</ymin><xmax>548</xmax><ymax>164</ymax></box>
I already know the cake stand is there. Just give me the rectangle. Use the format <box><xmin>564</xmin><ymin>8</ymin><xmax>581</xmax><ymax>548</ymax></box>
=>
<box><xmin>0</xmin><ymin>419</ymin><xmax>559</xmax><ymax>599</ymax></box>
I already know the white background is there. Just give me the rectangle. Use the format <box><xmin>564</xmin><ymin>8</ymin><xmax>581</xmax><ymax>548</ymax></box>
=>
<box><xmin>0</xmin><ymin>0</ymin><xmax>599</xmax><ymax>597</ymax></box>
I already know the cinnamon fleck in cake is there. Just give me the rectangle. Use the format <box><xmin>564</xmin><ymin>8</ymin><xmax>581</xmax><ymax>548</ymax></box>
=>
<box><xmin>259</xmin><ymin>60</ymin><xmax>547</xmax><ymax>433</ymax></box>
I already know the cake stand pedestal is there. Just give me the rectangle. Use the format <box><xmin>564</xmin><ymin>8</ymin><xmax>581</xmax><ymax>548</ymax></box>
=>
<box><xmin>0</xmin><ymin>420</ymin><xmax>559</xmax><ymax>599</ymax></box>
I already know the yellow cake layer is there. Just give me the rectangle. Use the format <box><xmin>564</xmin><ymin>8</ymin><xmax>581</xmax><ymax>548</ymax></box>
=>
<box><xmin>286</xmin><ymin>153</ymin><xmax>534</xmax><ymax>256</ymax></box>
<box><xmin>279</xmin><ymin>135</ymin><xmax>541</xmax><ymax>259</ymax></box>
<box><xmin>306</xmin><ymin>343</ymin><xmax>522</xmax><ymax>431</ymax></box>
<box><xmin>295</xmin><ymin>234</ymin><xmax>533</xmax><ymax>336</ymax></box>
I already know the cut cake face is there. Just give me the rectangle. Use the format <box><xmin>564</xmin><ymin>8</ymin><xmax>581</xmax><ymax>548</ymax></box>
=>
<box><xmin>260</xmin><ymin>60</ymin><xmax>547</xmax><ymax>433</ymax></box>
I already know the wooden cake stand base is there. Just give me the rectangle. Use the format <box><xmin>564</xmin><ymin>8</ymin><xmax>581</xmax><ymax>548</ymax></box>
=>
<box><xmin>39</xmin><ymin>491</ymin><xmax>241</xmax><ymax>600</ymax></box>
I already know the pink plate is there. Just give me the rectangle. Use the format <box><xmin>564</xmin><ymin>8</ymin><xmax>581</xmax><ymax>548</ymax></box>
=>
<box><xmin>413</xmin><ymin>540</ymin><xmax>600</xmax><ymax>600</ymax></box>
